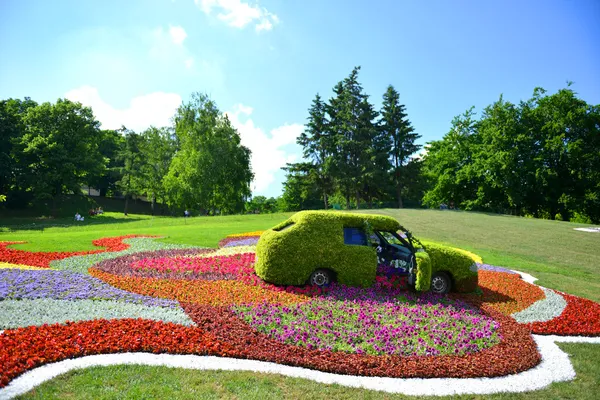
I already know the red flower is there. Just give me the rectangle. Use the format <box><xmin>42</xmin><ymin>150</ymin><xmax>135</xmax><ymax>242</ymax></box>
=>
<box><xmin>0</xmin><ymin>319</ymin><xmax>235</xmax><ymax>388</ymax></box>
<box><xmin>526</xmin><ymin>291</ymin><xmax>600</xmax><ymax>336</ymax></box>
<box><xmin>0</xmin><ymin>235</ymin><xmax>157</xmax><ymax>268</ymax></box>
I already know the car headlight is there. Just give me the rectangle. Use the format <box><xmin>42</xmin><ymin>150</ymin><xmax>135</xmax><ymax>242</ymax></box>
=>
<box><xmin>469</xmin><ymin>263</ymin><xmax>478</xmax><ymax>273</ymax></box>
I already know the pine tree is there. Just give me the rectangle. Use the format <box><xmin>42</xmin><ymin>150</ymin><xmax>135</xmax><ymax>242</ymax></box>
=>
<box><xmin>380</xmin><ymin>85</ymin><xmax>421</xmax><ymax>208</ymax></box>
<box><xmin>297</xmin><ymin>94</ymin><xmax>333</xmax><ymax>208</ymax></box>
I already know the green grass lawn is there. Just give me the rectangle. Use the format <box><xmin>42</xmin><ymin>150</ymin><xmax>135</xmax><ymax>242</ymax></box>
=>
<box><xmin>0</xmin><ymin>212</ymin><xmax>293</xmax><ymax>251</ymax></box>
<box><xmin>2</xmin><ymin>208</ymin><xmax>599</xmax><ymax>399</ymax></box>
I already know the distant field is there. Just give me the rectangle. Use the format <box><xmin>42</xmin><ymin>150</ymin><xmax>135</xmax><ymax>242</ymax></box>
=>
<box><xmin>1</xmin><ymin>208</ymin><xmax>598</xmax><ymax>302</ymax></box>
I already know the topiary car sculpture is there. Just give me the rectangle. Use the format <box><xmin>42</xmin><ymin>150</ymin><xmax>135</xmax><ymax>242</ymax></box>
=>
<box><xmin>254</xmin><ymin>210</ymin><xmax>478</xmax><ymax>294</ymax></box>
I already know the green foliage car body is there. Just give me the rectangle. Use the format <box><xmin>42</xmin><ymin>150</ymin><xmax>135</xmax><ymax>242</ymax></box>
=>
<box><xmin>255</xmin><ymin>210</ymin><xmax>478</xmax><ymax>293</ymax></box>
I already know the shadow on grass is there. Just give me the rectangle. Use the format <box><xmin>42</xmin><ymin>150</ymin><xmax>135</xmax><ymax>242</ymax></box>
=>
<box><xmin>0</xmin><ymin>215</ymin><xmax>145</xmax><ymax>233</ymax></box>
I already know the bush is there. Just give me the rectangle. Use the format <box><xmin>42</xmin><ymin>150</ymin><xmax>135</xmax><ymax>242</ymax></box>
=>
<box><xmin>570</xmin><ymin>212</ymin><xmax>593</xmax><ymax>224</ymax></box>
<box><xmin>421</xmin><ymin>241</ymin><xmax>478</xmax><ymax>292</ymax></box>
<box><xmin>414</xmin><ymin>251</ymin><xmax>431</xmax><ymax>291</ymax></box>
<box><xmin>255</xmin><ymin>210</ymin><xmax>400</xmax><ymax>287</ymax></box>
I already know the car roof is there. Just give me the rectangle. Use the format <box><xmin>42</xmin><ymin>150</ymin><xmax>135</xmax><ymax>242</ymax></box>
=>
<box><xmin>289</xmin><ymin>210</ymin><xmax>401</xmax><ymax>231</ymax></box>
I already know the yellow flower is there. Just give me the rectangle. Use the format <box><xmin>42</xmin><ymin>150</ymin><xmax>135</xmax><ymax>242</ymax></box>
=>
<box><xmin>226</xmin><ymin>231</ymin><xmax>265</xmax><ymax>238</ymax></box>
<box><xmin>451</xmin><ymin>248</ymin><xmax>483</xmax><ymax>264</ymax></box>
<box><xmin>0</xmin><ymin>262</ymin><xmax>50</xmax><ymax>270</ymax></box>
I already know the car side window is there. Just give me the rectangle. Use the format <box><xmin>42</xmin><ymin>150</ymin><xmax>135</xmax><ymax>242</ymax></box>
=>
<box><xmin>343</xmin><ymin>227</ymin><xmax>368</xmax><ymax>246</ymax></box>
<box><xmin>368</xmin><ymin>233</ymin><xmax>381</xmax><ymax>246</ymax></box>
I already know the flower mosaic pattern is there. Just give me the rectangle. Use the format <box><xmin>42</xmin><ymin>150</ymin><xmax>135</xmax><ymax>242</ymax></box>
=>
<box><xmin>0</xmin><ymin>231</ymin><xmax>598</xmax><ymax>393</ymax></box>
<box><xmin>0</xmin><ymin>298</ymin><xmax>194</xmax><ymax>329</ymax></box>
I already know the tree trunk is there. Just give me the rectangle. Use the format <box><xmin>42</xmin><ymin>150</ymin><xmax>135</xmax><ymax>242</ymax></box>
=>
<box><xmin>323</xmin><ymin>192</ymin><xmax>328</xmax><ymax>210</ymax></box>
<box><xmin>52</xmin><ymin>183</ymin><xmax>61</xmax><ymax>218</ymax></box>
<box><xmin>124</xmin><ymin>195</ymin><xmax>129</xmax><ymax>216</ymax></box>
<box><xmin>151</xmin><ymin>195</ymin><xmax>156</xmax><ymax>216</ymax></box>
<box><xmin>355</xmin><ymin>189</ymin><xmax>361</xmax><ymax>209</ymax></box>
<box><xmin>345</xmin><ymin>195</ymin><xmax>351</xmax><ymax>210</ymax></box>
<box><xmin>396</xmin><ymin>184</ymin><xmax>403</xmax><ymax>209</ymax></box>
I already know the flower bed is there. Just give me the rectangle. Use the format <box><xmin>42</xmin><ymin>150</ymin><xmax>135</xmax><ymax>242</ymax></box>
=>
<box><xmin>218</xmin><ymin>236</ymin><xmax>260</xmax><ymax>248</ymax></box>
<box><xmin>0</xmin><ymin>269</ymin><xmax>177</xmax><ymax>307</ymax></box>
<box><xmin>0</xmin><ymin>262</ymin><xmax>47</xmax><ymax>270</ymax></box>
<box><xmin>51</xmin><ymin>238</ymin><xmax>202</xmax><ymax>274</ymax></box>
<box><xmin>0</xmin><ymin>235</ymin><xmax>156</xmax><ymax>268</ymax></box>
<box><xmin>183</xmin><ymin>302</ymin><xmax>539</xmax><ymax>378</ymax></box>
<box><xmin>525</xmin><ymin>291</ymin><xmax>600</xmax><ymax>336</ymax></box>
<box><xmin>89</xmin><ymin>267</ymin><xmax>309</xmax><ymax>306</ymax></box>
<box><xmin>0</xmin><ymin>298</ymin><xmax>194</xmax><ymax>329</ymax></box>
<box><xmin>1</xmin><ymin>233</ymin><xmax>599</xmax><ymax>390</ymax></box>
<box><xmin>234</xmin><ymin>297</ymin><xmax>501</xmax><ymax>356</ymax></box>
<box><xmin>0</xmin><ymin>319</ymin><xmax>235</xmax><ymax>387</ymax></box>
<box><xmin>456</xmin><ymin>270</ymin><xmax>545</xmax><ymax>315</ymax></box>
<box><xmin>129</xmin><ymin>253</ymin><xmax>255</xmax><ymax>280</ymax></box>
<box><xmin>226</xmin><ymin>231</ymin><xmax>265</xmax><ymax>238</ymax></box>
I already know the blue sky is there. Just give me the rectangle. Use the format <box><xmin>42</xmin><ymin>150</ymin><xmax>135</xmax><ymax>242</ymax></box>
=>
<box><xmin>1</xmin><ymin>0</ymin><xmax>599</xmax><ymax>197</ymax></box>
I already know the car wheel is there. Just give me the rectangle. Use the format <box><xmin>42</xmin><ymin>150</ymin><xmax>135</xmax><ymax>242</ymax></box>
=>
<box><xmin>309</xmin><ymin>269</ymin><xmax>332</xmax><ymax>287</ymax></box>
<box><xmin>431</xmin><ymin>272</ymin><xmax>451</xmax><ymax>294</ymax></box>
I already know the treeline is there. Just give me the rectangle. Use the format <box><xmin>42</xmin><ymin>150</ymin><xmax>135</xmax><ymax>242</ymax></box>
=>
<box><xmin>422</xmin><ymin>85</ymin><xmax>600</xmax><ymax>223</ymax></box>
<box><xmin>280</xmin><ymin>66</ymin><xmax>424</xmax><ymax>212</ymax></box>
<box><xmin>0</xmin><ymin>93</ymin><xmax>253</xmax><ymax>216</ymax></box>
<box><xmin>279</xmin><ymin>68</ymin><xmax>599</xmax><ymax>224</ymax></box>
<box><xmin>2</xmin><ymin>70</ymin><xmax>598</xmax><ymax>223</ymax></box>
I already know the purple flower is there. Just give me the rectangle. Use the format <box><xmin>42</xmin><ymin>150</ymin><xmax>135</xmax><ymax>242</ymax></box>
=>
<box><xmin>0</xmin><ymin>269</ymin><xmax>177</xmax><ymax>308</ymax></box>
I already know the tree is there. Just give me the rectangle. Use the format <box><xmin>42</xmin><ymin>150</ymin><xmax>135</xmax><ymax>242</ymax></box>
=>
<box><xmin>380</xmin><ymin>85</ymin><xmax>421</xmax><ymax>208</ymax></box>
<box><xmin>87</xmin><ymin>129</ymin><xmax>124</xmax><ymax>197</ymax></box>
<box><xmin>18</xmin><ymin>99</ymin><xmax>104</xmax><ymax>216</ymax></box>
<box><xmin>325</xmin><ymin>66</ymin><xmax>378</xmax><ymax>208</ymax></box>
<box><xmin>422</xmin><ymin>107</ymin><xmax>480</xmax><ymax>209</ymax></box>
<box><xmin>279</xmin><ymin>165</ymin><xmax>323</xmax><ymax>211</ymax></box>
<box><xmin>296</xmin><ymin>94</ymin><xmax>333</xmax><ymax>209</ymax></box>
<box><xmin>164</xmin><ymin>93</ymin><xmax>253</xmax><ymax>214</ymax></box>
<box><xmin>140</xmin><ymin>126</ymin><xmax>176</xmax><ymax>215</ymax></box>
<box><xmin>529</xmin><ymin>87</ymin><xmax>600</xmax><ymax>221</ymax></box>
<box><xmin>422</xmin><ymin>86</ymin><xmax>600</xmax><ymax>223</ymax></box>
<box><xmin>116</xmin><ymin>127</ymin><xmax>145</xmax><ymax>215</ymax></box>
<box><xmin>356</xmin><ymin>95</ymin><xmax>387</xmax><ymax>208</ymax></box>
<box><xmin>0</xmin><ymin>98</ymin><xmax>38</xmax><ymax>205</ymax></box>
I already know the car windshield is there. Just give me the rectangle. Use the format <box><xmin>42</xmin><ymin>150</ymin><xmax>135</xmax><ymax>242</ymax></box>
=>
<box><xmin>378</xmin><ymin>231</ymin><xmax>404</xmax><ymax>246</ymax></box>
<box><xmin>377</xmin><ymin>230</ymin><xmax>414</xmax><ymax>248</ymax></box>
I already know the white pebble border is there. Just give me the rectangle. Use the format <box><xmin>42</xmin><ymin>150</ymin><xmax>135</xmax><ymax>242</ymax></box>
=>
<box><xmin>510</xmin><ymin>269</ymin><xmax>539</xmax><ymax>285</ymax></box>
<box><xmin>0</xmin><ymin>335</ymin><xmax>599</xmax><ymax>399</ymax></box>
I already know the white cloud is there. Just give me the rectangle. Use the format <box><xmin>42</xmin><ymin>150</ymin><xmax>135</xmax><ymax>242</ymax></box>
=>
<box><xmin>149</xmin><ymin>26</ymin><xmax>195</xmax><ymax>70</ymax></box>
<box><xmin>411</xmin><ymin>145</ymin><xmax>429</xmax><ymax>161</ymax></box>
<box><xmin>168</xmin><ymin>25</ymin><xmax>187</xmax><ymax>45</ymax></box>
<box><xmin>225</xmin><ymin>104</ymin><xmax>304</xmax><ymax>195</ymax></box>
<box><xmin>65</xmin><ymin>86</ymin><xmax>181</xmax><ymax>132</ymax></box>
<box><xmin>185</xmin><ymin>57</ymin><xmax>194</xmax><ymax>69</ymax></box>
<box><xmin>196</xmin><ymin>0</ymin><xmax>279</xmax><ymax>31</ymax></box>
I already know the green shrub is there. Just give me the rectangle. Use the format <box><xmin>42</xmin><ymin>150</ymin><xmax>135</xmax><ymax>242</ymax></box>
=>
<box><xmin>554</xmin><ymin>213</ymin><xmax>563</xmax><ymax>221</ymax></box>
<box><xmin>255</xmin><ymin>210</ymin><xmax>400</xmax><ymax>287</ymax></box>
<box><xmin>421</xmin><ymin>241</ymin><xmax>478</xmax><ymax>293</ymax></box>
<box><xmin>414</xmin><ymin>251</ymin><xmax>431</xmax><ymax>291</ymax></box>
<box><xmin>570</xmin><ymin>212</ymin><xmax>593</xmax><ymax>224</ymax></box>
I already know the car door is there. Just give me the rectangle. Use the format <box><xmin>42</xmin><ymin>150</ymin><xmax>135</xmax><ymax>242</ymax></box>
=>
<box><xmin>377</xmin><ymin>231</ymin><xmax>413</xmax><ymax>274</ymax></box>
